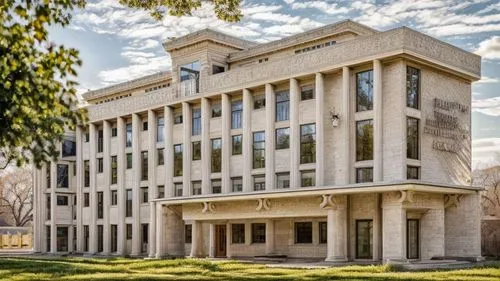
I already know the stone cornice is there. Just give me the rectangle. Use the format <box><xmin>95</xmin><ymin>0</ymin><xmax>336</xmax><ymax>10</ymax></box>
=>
<box><xmin>163</xmin><ymin>29</ymin><xmax>256</xmax><ymax>52</ymax></box>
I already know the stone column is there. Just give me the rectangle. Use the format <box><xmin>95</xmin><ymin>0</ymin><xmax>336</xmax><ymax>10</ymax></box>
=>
<box><xmin>32</xmin><ymin>169</ymin><xmax>40</xmax><ymax>252</ymax></box>
<box><xmin>50</xmin><ymin>161</ymin><xmax>57</xmax><ymax>253</ymax></box>
<box><xmin>265</xmin><ymin>219</ymin><xmax>275</xmax><ymax>255</ymax></box>
<box><xmin>265</xmin><ymin>84</ymin><xmax>276</xmax><ymax>190</ymax></box>
<box><xmin>373</xmin><ymin>60</ymin><xmax>383</xmax><ymax>182</ymax></box>
<box><xmin>373</xmin><ymin>193</ymin><xmax>382</xmax><ymax>261</ymax></box>
<box><xmin>315</xmin><ymin>73</ymin><xmax>325</xmax><ymax>186</ymax></box>
<box><xmin>148</xmin><ymin>110</ymin><xmax>157</xmax><ymax>257</ymax></box>
<box><xmin>289</xmin><ymin>78</ymin><xmax>300</xmax><ymax>188</ymax></box>
<box><xmin>226</xmin><ymin>222</ymin><xmax>232</xmax><ymax>258</ymax></box>
<box><xmin>201</xmin><ymin>98</ymin><xmax>211</xmax><ymax>195</ymax></box>
<box><xmin>89</xmin><ymin>123</ymin><xmax>97</xmax><ymax>254</ymax></box>
<box><xmin>221</xmin><ymin>94</ymin><xmax>231</xmax><ymax>193</ymax></box>
<box><xmin>76</xmin><ymin>126</ymin><xmax>84</xmax><ymax>252</ymax></box>
<box><xmin>131</xmin><ymin>113</ymin><xmax>141</xmax><ymax>256</ymax></box>
<box><xmin>164</xmin><ymin>106</ymin><xmax>174</xmax><ymax>197</ymax></box>
<box><xmin>190</xmin><ymin>220</ymin><xmax>203</xmax><ymax>257</ymax></box>
<box><xmin>68</xmin><ymin>225</ymin><xmax>74</xmax><ymax>253</ymax></box>
<box><xmin>208</xmin><ymin>223</ymin><xmax>215</xmax><ymax>258</ymax></box>
<box><xmin>102</xmin><ymin>120</ymin><xmax>111</xmax><ymax>255</ymax></box>
<box><xmin>342</xmin><ymin>67</ymin><xmax>350</xmax><ymax>185</ymax></box>
<box><xmin>182</xmin><ymin>102</ymin><xmax>192</xmax><ymax>196</ymax></box>
<box><xmin>382</xmin><ymin>203</ymin><xmax>406</xmax><ymax>261</ymax></box>
<box><xmin>242</xmin><ymin>89</ymin><xmax>253</xmax><ymax>192</ymax></box>
<box><xmin>155</xmin><ymin>204</ymin><xmax>165</xmax><ymax>258</ymax></box>
<box><xmin>325</xmin><ymin>203</ymin><xmax>347</xmax><ymax>261</ymax></box>
<box><xmin>117</xmin><ymin>117</ymin><xmax>126</xmax><ymax>255</ymax></box>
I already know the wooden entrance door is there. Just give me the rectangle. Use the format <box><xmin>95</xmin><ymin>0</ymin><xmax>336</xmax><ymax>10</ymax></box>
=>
<box><xmin>215</xmin><ymin>225</ymin><xmax>227</xmax><ymax>257</ymax></box>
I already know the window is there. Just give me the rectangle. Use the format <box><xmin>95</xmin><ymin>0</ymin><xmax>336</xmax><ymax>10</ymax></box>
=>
<box><xmin>276</xmin><ymin>173</ymin><xmax>290</xmax><ymax>189</ymax></box>
<box><xmin>83</xmin><ymin>225</ymin><xmax>89</xmax><ymax>252</ymax></box>
<box><xmin>141</xmin><ymin>187</ymin><xmax>148</xmax><ymax>203</ymax></box>
<box><xmin>46</xmin><ymin>170</ymin><xmax>51</xmax><ymax>189</ymax></box>
<box><xmin>57</xmin><ymin>164</ymin><xmax>69</xmax><ymax>188</ymax></box>
<box><xmin>231</xmin><ymin>100</ymin><xmax>243</xmax><ymax>129</ymax></box>
<box><xmin>407</xmin><ymin>66</ymin><xmax>420</xmax><ymax>109</ymax></box>
<box><xmin>84</xmin><ymin>193</ymin><xmax>89</xmax><ymax>207</ymax></box>
<box><xmin>126</xmin><ymin>153</ymin><xmax>132</xmax><ymax>169</ymax></box>
<box><xmin>254</xmin><ymin>94</ymin><xmax>265</xmax><ymax>109</ymax></box>
<box><xmin>276</xmin><ymin>90</ymin><xmax>290</xmax><ymax>121</ymax></box>
<box><xmin>253</xmin><ymin>132</ymin><xmax>265</xmax><ymax>169</ymax></box>
<box><xmin>111</xmin><ymin>127</ymin><xmax>117</xmax><ymax>137</ymax></box>
<box><xmin>356</xmin><ymin>168</ymin><xmax>373</xmax><ymax>183</ymax></box>
<box><xmin>407</xmin><ymin>117</ymin><xmax>419</xmax><ymax>160</ymax></box>
<box><xmin>232</xmin><ymin>135</ymin><xmax>242</xmax><ymax>155</ymax></box>
<box><xmin>356</xmin><ymin>220</ymin><xmax>373</xmax><ymax>259</ymax></box>
<box><xmin>232</xmin><ymin>177</ymin><xmax>243</xmax><ymax>192</ymax></box>
<box><xmin>84</xmin><ymin>131</ymin><xmax>90</xmax><ymax>142</ymax></box>
<box><xmin>141</xmin><ymin>151</ymin><xmax>148</xmax><ymax>181</ymax></box>
<box><xmin>300</xmin><ymin>124</ymin><xmax>316</xmax><ymax>164</ymax></box>
<box><xmin>212</xmin><ymin>180</ymin><xmax>221</xmax><ymax>194</ymax></box>
<box><xmin>97</xmin><ymin>192</ymin><xmax>103</xmax><ymax>219</ymax></box>
<box><xmin>126</xmin><ymin>189</ymin><xmax>132</xmax><ymax>217</ymax></box>
<box><xmin>212</xmin><ymin>65</ymin><xmax>225</xmax><ymax>74</ymax></box>
<box><xmin>97</xmin><ymin>158</ymin><xmax>103</xmax><ymax>173</ymax></box>
<box><xmin>192</xmin><ymin>181</ymin><xmax>202</xmax><ymax>195</ymax></box>
<box><xmin>157</xmin><ymin>185</ymin><xmax>165</xmax><ymax>199</ymax></box>
<box><xmin>174</xmin><ymin>144</ymin><xmax>183</xmax><ymax>177</ymax></box>
<box><xmin>407</xmin><ymin>166</ymin><xmax>420</xmax><ymax>180</ymax></box>
<box><xmin>46</xmin><ymin>195</ymin><xmax>51</xmax><ymax>220</ymax></box>
<box><xmin>301</xmin><ymin>170</ymin><xmax>316</xmax><ymax>187</ymax></box>
<box><xmin>84</xmin><ymin>160</ymin><xmax>89</xmax><ymax>187</ymax></box>
<box><xmin>142</xmin><ymin>224</ymin><xmax>149</xmax><ymax>252</ymax></box>
<box><xmin>174</xmin><ymin>183</ymin><xmax>183</xmax><ymax>197</ymax></box>
<box><xmin>111</xmin><ymin>225</ymin><xmax>118</xmax><ymax>253</ymax></box>
<box><xmin>185</xmin><ymin>224</ymin><xmax>192</xmax><ymax>244</ymax></box>
<box><xmin>174</xmin><ymin>112</ymin><xmax>183</xmax><ymax>124</ymax></box>
<box><xmin>192</xmin><ymin>108</ymin><xmax>201</xmax><ymax>136</ymax></box>
<box><xmin>295</xmin><ymin>222</ymin><xmax>312</xmax><ymax>244</ymax></box>
<box><xmin>251</xmin><ymin>223</ymin><xmax>266</xmax><ymax>243</ymax></box>
<box><xmin>319</xmin><ymin>222</ymin><xmax>327</xmax><ymax>244</ymax></box>
<box><xmin>97</xmin><ymin>129</ymin><xmax>103</xmax><ymax>153</ymax></box>
<box><xmin>300</xmin><ymin>85</ymin><xmax>314</xmax><ymax>101</ymax></box>
<box><xmin>192</xmin><ymin>141</ymin><xmax>201</xmax><ymax>160</ymax></box>
<box><xmin>157</xmin><ymin>117</ymin><xmax>164</xmax><ymax>142</ymax></box>
<box><xmin>111</xmin><ymin>156</ymin><xmax>117</xmax><ymax>184</ymax></box>
<box><xmin>211</xmin><ymin>138</ymin><xmax>222</xmax><ymax>173</ymax></box>
<box><xmin>356</xmin><ymin>70</ymin><xmax>373</xmax><ymax>112</ymax></box>
<box><xmin>356</xmin><ymin>120</ymin><xmax>373</xmax><ymax>161</ymax></box>
<box><xmin>232</xmin><ymin>224</ymin><xmax>245</xmax><ymax>244</ymax></box>
<box><xmin>211</xmin><ymin>102</ymin><xmax>222</xmax><ymax>118</ymax></box>
<box><xmin>126</xmin><ymin>224</ymin><xmax>132</xmax><ymax>240</ymax></box>
<box><xmin>143</xmin><ymin>121</ymin><xmax>148</xmax><ymax>131</ymax></box>
<box><xmin>57</xmin><ymin>195</ymin><xmax>68</xmax><ymax>206</ymax></box>
<box><xmin>62</xmin><ymin>139</ymin><xmax>76</xmax><ymax>157</ymax></box>
<box><xmin>126</xmin><ymin>123</ymin><xmax>132</xmax><ymax>147</ymax></box>
<box><xmin>46</xmin><ymin>226</ymin><xmax>51</xmax><ymax>252</ymax></box>
<box><xmin>57</xmin><ymin>227</ymin><xmax>69</xmax><ymax>252</ymax></box>
<box><xmin>253</xmin><ymin>175</ymin><xmax>265</xmax><ymax>191</ymax></box>
<box><xmin>276</xmin><ymin>128</ymin><xmax>290</xmax><ymax>149</ymax></box>
<box><xmin>407</xmin><ymin>219</ymin><xmax>420</xmax><ymax>259</ymax></box>
<box><xmin>158</xmin><ymin>148</ymin><xmax>164</xmax><ymax>165</ymax></box>
<box><xmin>111</xmin><ymin>190</ymin><xmax>118</xmax><ymax>205</ymax></box>
<box><xmin>180</xmin><ymin>61</ymin><xmax>200</xmax><ymax>82</ymax></box>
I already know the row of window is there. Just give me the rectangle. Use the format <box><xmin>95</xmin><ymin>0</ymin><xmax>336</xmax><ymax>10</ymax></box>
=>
<box><xmin>81</xmin><ymin>223</ymin><xmax>149</xmax><ymax>253</ymax></box>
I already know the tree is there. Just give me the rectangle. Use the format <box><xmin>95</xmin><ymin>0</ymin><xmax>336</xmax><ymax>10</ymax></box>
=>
<box><xmin>0</xmin><ymin>168</ymin><xmax>33</xmax><ymax>227</ymax></box>
<box><xmin>474</xmin><ymin>165</ymin><xmax>500</xmax><ymax>217</ymax></box>
<box><xmin>119</xmin><ymin>0</ymin><xmax>242</xmax><ymax>22</ymax></box>
<box><xmin>0</xmin><ymin>0</ymin><xmax>88</xmax><ymax>170</ymax></box>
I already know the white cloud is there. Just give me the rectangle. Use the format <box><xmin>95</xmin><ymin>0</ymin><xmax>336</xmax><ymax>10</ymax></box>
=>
<box><xmin>98</xmin><ymin>55</ymin><xmax>172</xmax><ymax>85</ymax></box>
<box><xmin>473</xmin><ymin>138</ymin><xmax>500</xmax><ymax>169</ymax></box>
<box><xmin>475</xmin><ymin>36</ymin><xmax>500</xmax><ymax>60</ymax></box>
<box><xmin>475</xmin><ymin>76</ymin><xmax>500</xmax><ymax>84</ymax></box>
<box><xmin>472</xmin><ymin>96</ymin><xmax>500</xmax><ymax>116</ymax></box>
<box><xmin>285</xmin><ymin>0</ymin><xmax>351</xmax><ymax>15</ymax></box>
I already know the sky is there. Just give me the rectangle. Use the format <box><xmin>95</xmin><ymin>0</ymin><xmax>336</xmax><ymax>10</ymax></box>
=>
<box><xmin>49</xmin><ymin>0</ymin><xmax>500</xmax><ymax>169</ymax></box>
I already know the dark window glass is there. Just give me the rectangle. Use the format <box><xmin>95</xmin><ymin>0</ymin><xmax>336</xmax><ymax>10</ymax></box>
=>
<box><xmin>319</xmin><ymin>222</ymin><xmax>327</xmax><ymax>244</ymax></box>
<box><xmin>185</xmin><ymin>224</ymin><xmax>192</xmax><ymax>243</ymax></box>
<box><xmin>212</xmin><ymin>180</ymin><xmax>221</xmax><ymax>194</ymax></box>
<box><xmin>111</xmin><ymin>225</ymin><xmax>118</xmax><ymax>252</ymax></box>
<box><xmin>141</xmin><ymin>151</ymin><xmax>148</xmax><ymax>181</ymax></box>
<box><xmin>295</xmin><ymin>222</ymin><xmax>312</xmax><ymax>244</ymax></box>
<box><xmin>97</xmin><ymin>129</ymin><xmax>103</xmax><ymax>153</ymax></box>
<box><xmin>356</xmin><ymin>168</ymin><xmax>373</xmax><ymax>183</ymax></box>
<box><xmin>157</xmin><ymin>185</ymin><xmax>165</xmax><ymax>199</ymax></box>
<box><xmin>143</xmin><ymin>121</ymin><xmax>148</xmax><ymax>131</ymax></box>
<box><xmin>126</xmin><ymin>123</ymin><xmax>132</xmax><ymax>147</ymax></box>
<box><xmin>84</xmin><ymin>193</ymin><xmax>89</xmax><ymax>207</ymax></box>
<box><xmin>192</xmin><ymin>108</ymin><xmax>201</xmax><ymax>136</ymax></box>
<box><xmin>253</xmin><ymin>175</ymin><xmax>265</xmax><ymax>191</ymax></box>
<box><xmin>356</xmin><ymin>70</ymin><xmax>373</xmax><ymax>112</ymax></box>
<box><xmin>57</xmin><ymin>227</ymin><xmax>69</xmax><ymax>252</ymax></box>
<box><xmin>57</xmin><ymin>164</ymin><xmax>69</xmax><ymax>188</ymax></box>
<box><xmin>356</xmin><ymin>120</ymin><xmax>373</xmax><ymax>161</ymax></box>
<box><xmin>251</xmin><ymin>223</ymin><xmax>266</xmax><ymax>243</ymax></box>
<box><xmin>46</xmin><ymin>169</ymin><xmax>51</xmax><ymax>189</ymax></box>
<box><xmin>276</xmin><ymin>173</ymin><xmax>290</xmax><ymax>189</ymax></box>
<box><xmin>192</xmin><ymin>181</ymin><xmax>202</xmax><ymax>195</ymax></box>
<box><xmin>180</xmin><ymin>61</ymin><xmax>200</xmax><ymax>93</ymax></box>
<box><xmin>111</xmin><ymin>190</ymin><xmax>118</xmax><ymax>205</ymax></box>
<box><xmin>211</xmin><ymin>138</ymin><xmax>222</xmax><ymax>173</ymax></box>
<box><xmin>111</xmin><ymin>127</ymin><xmax>117</xmax><ymax>137</ymax></box>
<box><xmin>212</xmin><ymin>65</ymin><xmax>225</xmax><ymax>74</ymax></box>
<box><xmin>158</xmin><ymin>148</ymin><xmax>164</xmax><ymax>165</ymax></box>
<box><xmin>142</xmin><ymin>223</ymin><xmax>149</xmax><ymax>252</ymax></box>
<box><xmin>232</xmin><ymin>224</ymin><xmax>245</xmax><ymax>244</ymax></box>
<box><xmin>57</xmin><ymin>195</ymin><xmax>68</xmax><ymax>206</ymax></box>
<box><xmin>157</xmin><ymin>117</ymin><xmax>165</xmax><ymax>142</ymax></box>
<box><xmin>85</xmin><ymin>132</ymin><xmax>90</xmax><ymax>142</ymax></box>
<box><xmin>407</xmin><ymin>166</ymin><xmax>420</xmax><ymax>180</ymax></box>
<box><xmin>97</xmin><ymin>158</ymin><xmax>103</xmax><ymax>173</ymax></box>
<box><xmin>254</xmin><ymin>94</ymin><xmax>265</xmax><ymax>110</ymax></box>
<box><xmin>84</xmin><ymin>160</ymin><xmax>89</xmax><ymax>187</ymax></box>
<box><xmin>46</xmin><ymin>226</ymin><xmax>51</xmax><ymax>252</ymax></box>
<box><xmin>174</xmin><ymin>144</ymin><xmax>183</xmax><ymax>177</ymax></box>
<box><xmin>126</xmin><ymin>189</ymin><xmax>132</xmax><ymax>217</ymax></box>
<box><xmin>83</xmin><ymin>225</ymin><xmax>89</xmax><ymax>252</ymax></box>
<box><xmin>126</xmin><ymin>224</ymin><xmax>132</xmax><ymax>240</ymax></box>
<box><xmin>407</xmin><ymin>66</ymin><xmax>420</xmax><ymax>109</ymax></box>
<box><xmin>253</xmin><ymin>132</ymin><xmax>265</xmax><ymax>169</ymax></box>
<box><xmin>356</xmin><ymin>220</ymin><xmax>373</xmax><ymax>259</ymax></box>
<box><xmin>276</xmin><ymin>90</ymin><xmax>290</xmax><ymax>122</ymax></box>
<box><xmin>276</xmin><ymin>127</ymin><xmax>290</xmax><ymax>149</ymax></box>
<box><xmin>300</xmin><ymin>85</ymin><xmax>314</xmax><ymax>101</ymax></box>
<box><xmin>141</xmin><ymin>187</ymin><xmax>148</xmax><ymax>203</ymax></box>
<box><xmin>231</xmin><ymin>100</ymin><xmax>243</xmax><ymax>129</ymax></box>
<box><xmin>192</xmin><ymin>141</ymin><xmax>201</xmax><ymax>160</ymax></box>
<box><xmin>407</xmin><ymin>117</ymin><xmax>419</xmax><ymax>160</ymax></box>
<box><xmin>174</xmin><ymin>112</ymin><xmax>183</xmax><ymax>124</ymax></box>
<box><xmin>62</xmin><ymin>139</ymin><xmax>76</xmax><ymax>157</ymax></box>
<box><xmin>232</xmin><ymin>135</ymin><xmax>242</xmax><ymax>155</ymax></box>
<box><xmin>232</xmin><ymin>177</ymin><xmax>243</xmax><ymax>192</ymax></box>
<box><xmin>407</xmin><ymin>219</ymin><xmax>420</xmax><ymax>259</ymax></box>
<box><xmin>126</xmin><ymin>153</ymin><xmax>132</xmax><ymax>169</ymax></box>
<box><xmin>212</xmin><ymin>102</ymin><xmax>222</xmax><ymax>118</ymax></box>
<box><xmin>111</xmin><ymin>156</ymin><xmax>117</xmax><ymax>184</ymax></box>
<box><xmin>300</xmin><ymin>124</ymin><xmax>316</xmax><ymax>164</ymax></box>
<box><xmin>174</xmin><ymin>183</ymin><xmax>183</xmax><ymax>197</ymax></box>
<box><xmin>301</xmin><ymin>170</ymin><xmax>316</xmax><ymax>187</ymax></box>
<box><xmin>97</xmin><ymin>192</ymin><xmax>103</xmax><ymax>219</ymax></box>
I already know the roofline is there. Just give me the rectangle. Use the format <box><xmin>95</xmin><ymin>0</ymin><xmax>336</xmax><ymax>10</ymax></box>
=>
<box><xmin>163</xmin><ymin>28</ymin><xmax>257</xmax><ymax>52</ymax></box>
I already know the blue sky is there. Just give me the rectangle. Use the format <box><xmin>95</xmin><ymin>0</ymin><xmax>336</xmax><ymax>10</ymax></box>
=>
<box><xmin>49</xmin><ymin>0</ymin><xmax>500</xmax><ymax>168</ymax></box>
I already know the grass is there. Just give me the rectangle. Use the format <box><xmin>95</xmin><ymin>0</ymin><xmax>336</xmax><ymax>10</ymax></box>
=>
<box><xmin>0</xmin><ymin>257</ymin><xmax>499</xmax><ymax>281</ymax></box>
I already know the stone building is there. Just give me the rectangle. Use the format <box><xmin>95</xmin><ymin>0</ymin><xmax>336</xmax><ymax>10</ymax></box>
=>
<box><xmin>33</xmin><ymin>20</ymin><xmax>482</xmax><ymax>262</ymax></box>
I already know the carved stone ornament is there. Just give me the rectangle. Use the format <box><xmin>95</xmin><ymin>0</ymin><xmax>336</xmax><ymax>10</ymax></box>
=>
<box><xmin>319</xmin><ymin>194</ymin><xmax>337</xmax><ymax>209</ymax></box>
<box><xmin>398</xmin><ymin>190</ymin><xmax>415</xmax><ymax>204</ymax></box>
<box><xmin>256</xmin><ymin>198</ymin><xmax>271</xmax><ymax>211</ymax></box>
<box><xmin>444</xmin><ymin>194</ymin><xmax>463</xmax><ymax>209</ymax></box>
<box><xmin>201</xmin><ymin>202</ymin><xmax>216</xmax><ymax>213</ymax></box>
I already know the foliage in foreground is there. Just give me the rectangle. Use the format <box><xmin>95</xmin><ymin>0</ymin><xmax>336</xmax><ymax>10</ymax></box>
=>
<box><xmin>0</xmin><ymin>257</ymin><xmax>499</xmax><ymax>281</ymax></box>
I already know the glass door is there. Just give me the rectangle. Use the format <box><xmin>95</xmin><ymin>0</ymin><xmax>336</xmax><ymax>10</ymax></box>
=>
<box><xmin>356</xmin><ymin>220</ymin><xmax>373</xmax><ymax>259</ymax></box>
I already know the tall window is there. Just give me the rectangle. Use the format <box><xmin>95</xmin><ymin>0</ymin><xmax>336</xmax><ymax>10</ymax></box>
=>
<box><xmin>185</xmin><ymin>225</ymin><xmax>192</xmax><ymax>244</ymax></box>
<box><xmin>356</xmin><ymin>220</ymin><xmax>373</xmax><ymax>259</ymax></box>
<box><xmin>83</xmin><ymin>225</ymin><xmax>89</xmax><ymax>252</ymax></box>
<box><xmin>126</xmin><ymin>123</ymin><xmax>132</xmax><ymax>147</ymax></box>
<box><xmin>212</xmin><ymin>179</ymin><xmax>221</xmax><ymax>194</ymax></box>
<box><xmin>126</xmin><ymin>153</ymin><xmax>132</xmax><ymax>169</ymax></box>
<box><xmin>97</xmin><ymin>192</ymin><xmax>103</xmax><ymax>219</ymax></box>
<box><xmin>111</xmin><ymin>225</ymin><xmax>118</xmax><ymax>252</ymax></box>
<box><xmin>356</xmin><ymin>70</ymin><xmax>373</xmax><ymax>112</ymax></box>
<box><xmin>356</xmin><ymin>120</ymin><xmax>373</xmax><ymax>161</ymax></box>
<box><xmin>356</xmin><ymin>168</ymin><xmax>373</xmax><ymax>183</ymax></box>
<box><xmin>111</xmin><ymin>190</ymin><xmax>118</xmax><ymax>205</ymax></box>
<box><xmin>276</xmin><ymin>90</ymin><xmax>290</xmax><ymax>121</ymax></box>
<box><xmin>62</xmin><ymin>138</ymin><xmax>76</xmax><ymax>157</ymax></box>
<box><xmin>141</xmin><ymin>151</ymin><xmax>148</xmax><ymax>181</ymax></box>
<box><xmin>232</xmin><ymin>135</ymin><xmax>242</xmax><ymax>155</ymax></box>
<box><xmin>192</xmin><ymin>181</ymin><xmax>201</xmax><ymax>195</ymax></box>
<box><xmin>407</xmin><ymin>117</ymin><xmax>419</xmax><ymax>160</ymax></box>
<box><xmin>180</xmin><ymin>61</ymin><xmax>200</xmax><ymax>93</ymax></box>
<box><xmin>319</xmin><ymin>222</ymin><xmax>327</xmax><ymax>244</ymax></box>
<box><xmin>211</xmin><ymin>138</ymin><xmax>222</xmax><ymax>173</ymax></box>
<box><xmin>57</xmin><ymin>227</ymin><xmax>69</xmax><ymax>252</ymax></box>
<box><xmin>97</xmin><ymin>130</ymin><xmax>103</xmax><ymax>153</ymax></box>
<box><xmin>300</xmin><ymin>124</ymin><xmax>316</xmax><ymax>164</ymax></box>
<box><xmin>253</xmin><ymin>132</ymin><xmax>265</xmax><ymax>169</ymax></box>
<box><xmin>407</xmin><ymin>66</ymin><xmax>420</xmax><ymax>109</ymax></box>
<box><xmin>301</xmin><ymin>170</ymin><xmax>315</xmax><ymax>187</ymax></box>
<box><xmin>174</xmin><ymin>144</ymin><xmax>183</xmax><ymax>177</ymax></box>
<box><xmin>251</xmin><ymin>223</ymin><xmax>266</xmax><ymax>243</ymax></box>
<box><xmin>300</xmin><ymin>85</ymin><xmax>314</xmax><ymax>101</ymax></box>
<box><xmin>110</xmin><ymin>156</ymin><xmax>117</xmax><ymax>184</ymax></box>
<box><xmin>84</xmin><ymin>160</ymin><xmax>89</xmax><ymax>187</ymax></box>
<box><xmin>157</xmin><ymin>117</ymin><xmax>165</xmax><ymax>142</ymax></box>
<box><xmin>254</xmin><ymin>94</ymin><xmax>265</xmax><ymax>110</ymax></box>
<box><xmin>232</xmin><ymin>177</ymin><xmax>243</xmax><ymax>192</ymax></box>
<box><xmin>143</xmin><ymin>121</ymin><xmax>148</xmax><ymax>131</ymax></box>
<box><xmin>212</xmin><ymin>102</ymin><xmax>222</xmax><ymax>118</ymax></box>
<box><xmin>407</xmin><ymin>219</ymin><xmax>420</xmax><ymax>259</ymax></box>
<box><xmin>157</xmin><ymin>148</ymin><xmax>164</xmax><ymax>165</ymax></box>
<box><xmin>276</xmin><ymin>127</ymin><xmax>290</xmax><ymax>149</ymax></box>
<box><xmin>407</xmin><ymin>166</ymin><xmax>420</xmax><ymax>180</ymax></box>
<box><xmin>295</xmin><ymin>222</ymin><xmax>312</xmax><ymax>244</ymax></box>
<box><xmin>111</xmin><ymin>127</ymin><xmax>117</xmax><ymax>137</ymax></box>
<box><xmin>231</xmin><ymin>100</ymin><xmax>243</xmax><ymax>129</ymax></box>
<box><xmin>253</xmin><ymin>175</ymin><xmax>265</xmax><ymax>191</ymax></box>
<box><xmin>192</xmin><ymin>108</ymin><xmax>201</xmax><ymax>136</ymax></box>
<box><xmin>84</xmin><ymin>193</ymin><xmax>89</xmax><ymax>207</ymax></box>
<box><xmin>126</xmin><ymin>189</ymin><xmax>132</xmax><ymax>217</ymax></box>
<box><xmin>157</xmin><ymin>185</ymin><xmax>165</xmax><ymax>199</ymax></box>
<box><xmin>126</xmin><ymin>224</ymin><xmax>132</xmax><ymax>240</ymax></box>
<box><xmin>97</xmin><ymin>158</ymin><xmax>103</xmax><ymax>173</ymax></box>
<box><xmin>174</xmin><ymin>112</ymin><xmax>183</xmax><ymax>124</ymax></box>
<box><xmin>276</xmin><ymin>173</ymin><xmax>290</xmax><ymax>189</ymax></box>
<box><xmin>57</xmin><ymin>164</ymin><xmax>69</xmax><ymax>188</ymax></box>
<box><xmin>192</xmin><ymin>141</ymin><xmax>201</xmax><ymax>160</ymax></box>
<box><xmin>174</xmin><ymin>183</ymin><xmax>183</xmax><ymax>197</ymax></box>
<box><xmin>141</xmin><ymin>187</ymin><xmax>148</xmax><ymax>203</ymax></box>
<box><xmin>232</xmin><ymin>224</ymin><xmax>245</xmax><ymax>244</ymax></box>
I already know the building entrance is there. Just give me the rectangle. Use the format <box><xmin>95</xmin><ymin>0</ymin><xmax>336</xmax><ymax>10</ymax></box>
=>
<box><xmin>215</xmin><ymin>225</ymin><xmax>227</xmax><ymax>257</ymax></box>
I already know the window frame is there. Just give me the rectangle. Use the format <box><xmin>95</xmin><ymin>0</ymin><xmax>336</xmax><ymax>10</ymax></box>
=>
<box><xmin>406</xmin><ymin>66</ymin><xmax>420</xmax><ymax>109</ymax></box>
<box><xmin>231</xmin><ymin>100</ymin><xmax>243</xmax><ymax>129</ymax></box>
<box><xmin>211</xmin><ymin>138</ymin><xmax>222</xmax><ymax>173</ymax></box>
<box><xmin>276</xmin><ymin>172</ymin><xmax>290</xmax><ymax>189</ymax></box>
<box><xmin>300</xmin><ymin>123</ymin><xmax>316</xmax><ymax>164</ymax></box>
<box><xmin>253</xmin><ymin>94</ymin><xmax>265</xmax><ymax>110</ymax></box>
<box><xmin>356</xmin><ymin>70</ymin><xmax>374</xmax><ymax>112</ymax></box>
<box><xmin>301</xmin><ymin>170</ymin><xmax>316</xmax><ymax>187</ymax></box>
<box><xmin>174</xmin><ymin>144</ymin><xmax>183</xmax><ymax>177</ymax></box>
<box><xmin>253</xmin><ymin>131</ymin><xmax>265</xmax><ymax>169</ymax></box>
<box><xmin>275</xmin><ymin>127</ymin><xmax>290</xmax><ymax>150</ymax></box>
<box><xmin>356</xmin><ymin>120</ymin><xmax>374</xmax><ymax>161</ymax></box>
<box><xmin>192</xmin><ymin>108</ymin><xmax>201</xmax><ymax>136</ymax></box>
<box><xmin>407</xmin><ymin>117</ymin><xmax>420</xmax><ymax>160</ymax></box>
<box><xmin>275</xmin><ymin>90</ymin><xmax>290</xmax><ymax>122</ymax></box>
<box><xmin>192</xmin><ymin>181</ymin><xmax>202</xmax><ymax>195</ymax></box>
<box><xmin>356</xmin><ymin>167</ymin><xmax>373</xmax><ymax>183</ymax></box>
<box><xmin>300</xmin><ymin>85</ymin><xmax>315</xmax><ymax>101</ymax></box>
<box><xmin>231</xmin><ymin>177</ymin><xmax>243</xmax><ymax>192</ymax></box>
<box><xmin>192</xmin><ymin>141</ymin><xmax>201</xmax><ymax>161</ymax></box>
<box><xmin>232</xmin><ymin>135</ymin><xmax>242</xmax><ymax>155</ymax></box>
<box><xmin>231</xmin><ymin>224</ymin><xmax>245</xmax><ymax>244</ymax></box>
<box><xmin>251</xmin><ymin>223</ymin><xmax>266</xmax><ymax>244</ymax></box>
<box><xmin>294</xmin><ymin>222</ymin><xmax>313</xmax><ymax>244</ymax></box>
<box><xmin>253</xmin><ymin>175</ymin><xmax>265</xmax><ymax>191</ymax></box>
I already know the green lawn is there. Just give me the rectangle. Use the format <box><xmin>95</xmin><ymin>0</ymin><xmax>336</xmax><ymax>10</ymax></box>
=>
<box><xmin>0</xmin><ymin>257</ymin><xmax>499</xmax><ymax>281</ymax></box>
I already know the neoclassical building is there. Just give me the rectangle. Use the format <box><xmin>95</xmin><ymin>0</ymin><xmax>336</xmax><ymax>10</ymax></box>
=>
<box><xmin>33</xmin><ymin>20</ymin><xmax>482</xmax><ymax>262</ymax></box>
